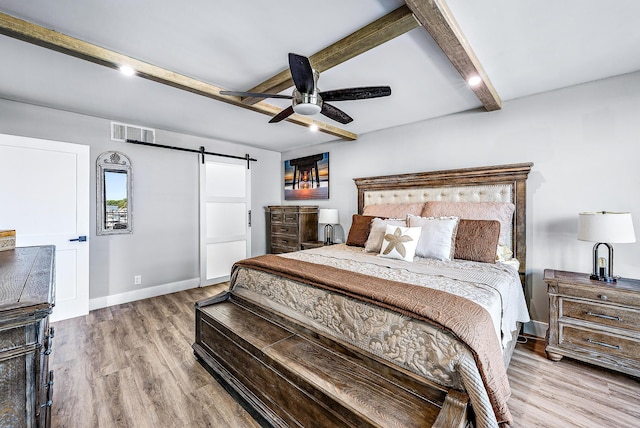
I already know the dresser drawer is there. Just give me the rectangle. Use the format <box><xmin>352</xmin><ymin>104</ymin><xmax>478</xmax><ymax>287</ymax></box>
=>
<box><xmin>271</xmin><ymin>212</ymin><xmax>299</xmax><ymax>225</ymax></box>
<box><xmin>271</xmin><ymin>236</ymin><xmax>298</xmax><ymax>250</ymax></box>
<box><xmin>271</xmin><ymin>223</ymin><xmax>298</xmax><ymax>236</ymax></box>
<box><xmin>0</xmin><ymin>321</ymin><xmax>42</xmax><ymax>353</ymax></box>
<box><xmin>561</xmin><ymin>298</ymin><xmax>640</xmax><ymax>333</ymax></box>
<box><xmin>559</xmin><ymin>324</ymin><xmax>640</xmax><ymax>361</ymax></box>
<box><xmin>557</xmin><ymin>282</ymin><xmax>640</xmax><ymax>308</ymax></box>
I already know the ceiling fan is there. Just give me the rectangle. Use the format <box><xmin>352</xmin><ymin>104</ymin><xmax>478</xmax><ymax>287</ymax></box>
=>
<box><xmin>220</xmin><ymin>53</ymin><xmax>391</xmax><ymax>124</ymax></box>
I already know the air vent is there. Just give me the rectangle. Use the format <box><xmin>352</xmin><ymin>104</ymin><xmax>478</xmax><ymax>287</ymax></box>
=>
<box><xmin>111</xmin><ymin>122</ymin><xmax>155</xmax><ymax>144</ymax></box>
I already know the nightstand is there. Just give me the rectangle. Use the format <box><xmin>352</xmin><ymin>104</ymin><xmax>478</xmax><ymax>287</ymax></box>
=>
<box><xmin>301</xmin><ymin>241</ymin><xmax>326</xmax><ymax>250</ymax></box>
<box><xmin>544</xmin><ymin>269</ymin><xmax>640</xmax><ymax>377</ymax></box>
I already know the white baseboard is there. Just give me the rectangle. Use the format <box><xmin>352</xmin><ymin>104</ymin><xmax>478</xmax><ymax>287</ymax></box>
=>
<box><xmin>523</xmin><ymin>319</ymin><xmax>548</xmax><ymax>338</ymax></box>
<box><xmin>89</xmin><ymin>278</ymin><xmax>200</xmax><ymax>311</ymax></box>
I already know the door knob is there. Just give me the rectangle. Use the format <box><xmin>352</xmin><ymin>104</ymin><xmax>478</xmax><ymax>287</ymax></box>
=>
<box><xmin>69</xmin><ymin>236</ymin><xmax>87</xmax><ymax>242</ymax></box>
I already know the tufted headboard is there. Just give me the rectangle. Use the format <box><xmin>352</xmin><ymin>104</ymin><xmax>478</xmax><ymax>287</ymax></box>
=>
<box><xmin>353</xmin><ymin>163</ymin><xmax>533</xmax><ymax>281</ymax></box>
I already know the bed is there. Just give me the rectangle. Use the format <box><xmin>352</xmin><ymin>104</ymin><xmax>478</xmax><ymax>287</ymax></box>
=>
<box><xmin>193</xmin><ymin>162</ymin><xmax>533</xmax><ymax>428</ymax></box>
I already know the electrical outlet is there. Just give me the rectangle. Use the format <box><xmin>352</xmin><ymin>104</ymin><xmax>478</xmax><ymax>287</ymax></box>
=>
<box><xmin>134</xmin><ymin>275</ymin><xmax>142</xmax><ymax>285</ymax></box>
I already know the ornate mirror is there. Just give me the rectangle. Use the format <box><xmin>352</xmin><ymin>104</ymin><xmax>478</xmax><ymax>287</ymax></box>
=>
<box><xmin>97</xmin><ymin>151</ymin><xmax>132</xmax><ymax>235</ymax></box>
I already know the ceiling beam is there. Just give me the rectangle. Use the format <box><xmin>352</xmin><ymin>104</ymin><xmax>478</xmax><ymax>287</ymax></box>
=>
<box><xmin>0</xmin><ymin>12</ymin><xmax>357</xmax><ymax>141</ymax></box>
<box><xmin>404</xmin><ymin>0</ymin><xmax>502</xmax><ymax>111</ymax></box>
<box><xmin>241</xmin><ymin>5</ymin><xmax>419</xmax><ymax>105</ymax></box>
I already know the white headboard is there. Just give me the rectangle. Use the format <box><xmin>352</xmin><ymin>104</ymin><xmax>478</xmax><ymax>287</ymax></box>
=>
<box><xmin>353</xmin><ymin>163</ymin><xmax>533</xmax><ymax>282</ymax></box>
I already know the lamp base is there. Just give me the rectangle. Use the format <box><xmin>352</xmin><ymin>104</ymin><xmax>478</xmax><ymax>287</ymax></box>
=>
<box><xmin>323</xmin><ymin>224</ymin><xmax>334</xmax><ymax>245</ymax></box>
<box><xmin>589</xmin><ymin>274</ymin><xmax>617</xmax><ymax>283</ymax></box>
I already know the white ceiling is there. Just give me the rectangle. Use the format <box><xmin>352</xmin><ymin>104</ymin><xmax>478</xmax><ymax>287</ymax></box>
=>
<box><xmin>1</xmin><ymin>0</ymin><xmax>639</xmax><ymax>152</ymax></box>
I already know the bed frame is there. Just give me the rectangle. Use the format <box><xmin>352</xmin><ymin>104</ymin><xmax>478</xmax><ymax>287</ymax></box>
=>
<box><xmin>193</xmin><ymin>162</ymin><xmax>533</xmax><ymax>428</ymax></box>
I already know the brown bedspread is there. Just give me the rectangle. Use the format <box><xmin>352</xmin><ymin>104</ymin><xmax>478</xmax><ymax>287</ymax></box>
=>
<box><xmin>232</xmin><ymin>254</ymin><xmax>513</xmax><ymax>425</ymax></box>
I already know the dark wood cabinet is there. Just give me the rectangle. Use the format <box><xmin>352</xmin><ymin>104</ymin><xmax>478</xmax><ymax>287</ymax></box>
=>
<box><xmin>0</xmin><ymin>246</ymin><xmax>56</xmax><ymax>428</ymax></box>
<box><xmin>265</xmin><ymin>206</ymin><xmax>318</xmax><ymax>254</ymax></box>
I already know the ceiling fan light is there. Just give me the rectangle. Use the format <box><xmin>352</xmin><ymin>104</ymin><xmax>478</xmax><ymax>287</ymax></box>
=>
<box><xmin>292</xmin><ymin>103</ymin><xmax>322</xmax><ymax>115</ymax></box>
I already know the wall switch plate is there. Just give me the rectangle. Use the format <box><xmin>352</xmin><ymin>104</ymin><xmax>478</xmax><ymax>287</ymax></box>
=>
<box><xmin>134</xmin><ymin>275</ymin><xmax>142</xmax><ymax>285</ymax></box>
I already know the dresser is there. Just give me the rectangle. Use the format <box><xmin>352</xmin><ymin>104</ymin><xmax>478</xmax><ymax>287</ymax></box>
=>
<box><xmin>0</xmin><ymin>246</ymin><xmax>56</xmax><ymax>428</ymax></box>
<box><xmin>544</xmin><ymin>269</ymin><xmax>640</xmax><ymax>377</ymax></box>
<box><xmin>265</xmin><ymin>206</ymin><xmax>318</xmax><ymax>254</ymax></box>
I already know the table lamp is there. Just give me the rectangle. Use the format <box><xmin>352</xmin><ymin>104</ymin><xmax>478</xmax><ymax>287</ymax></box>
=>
<box><xmin>577</xmin><ymin>211</ymin><xmax>636</xmax><ymax>282</ymax></box>
<box><xmin>319</xmin><ymin>208</ymin><xmax>339</xmax><ymax>245</ymax></box>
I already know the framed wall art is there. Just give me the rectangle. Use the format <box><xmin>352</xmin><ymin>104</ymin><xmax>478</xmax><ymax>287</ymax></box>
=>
<box><xmin>284</xmin><ymin>152</ymin><xmax>329</xmax><ymax>200</ymax></box>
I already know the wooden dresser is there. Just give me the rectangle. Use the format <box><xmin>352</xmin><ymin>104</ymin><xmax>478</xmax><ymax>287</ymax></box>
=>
<box><xmin>265</xmin><ymin>206</ymin><xmax>318</xmax><ymax>254</ymax></box>
<box><xmin>544</xmin><ymin>269</ymin><xmax>640</xmax><ymax>377</ymax></box>
<box><xmin>0</xmin><ymin>246</ymin><xmax>56</xmax><ymax>428</ymax></box>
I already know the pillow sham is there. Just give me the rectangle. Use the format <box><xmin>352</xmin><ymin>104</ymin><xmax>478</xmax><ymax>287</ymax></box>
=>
<box><xmin>421</xmin><ymin>201</ymin><xmax>515</xmax><ymax>246</ymax></box>
<box><xmin>364</xmin><ymin>218</ymin><xmax>406</xmax><ymax>253</ymax></box>
<box><xmin>407</xmin><ymin>215</ymin><xmax>459</xmax><ymax>261</ymax></box>
<box><xmin>454</xmin><ymin>219</ymin><xmax>500</xmax><ymax>263</ymax></box>
<box><xmin>362</xmin><ymin>202</ymin><xmax>425</xmax><ymax>219</ymax></box>
<box><xmin>345</xmin><ymin>214</ymin><xmax>378</xmax><ymax>247</ymax></box>
<box><xmin>379</xmin><ymin>225</ymin><xmax>422</xmax><ymax>262</ymax></box>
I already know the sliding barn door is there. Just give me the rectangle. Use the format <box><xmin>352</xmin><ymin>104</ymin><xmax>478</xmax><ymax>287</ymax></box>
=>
<box><xmin>199</xmin><ymin>157</ymin><xmax>251</xmax><ymax>285</ymax></box>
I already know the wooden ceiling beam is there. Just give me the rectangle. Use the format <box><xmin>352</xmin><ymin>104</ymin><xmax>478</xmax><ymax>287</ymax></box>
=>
<box><xmin>404</xmin><ymin>0</ymin><xmax>502</xmax><ymax>111</ymax></box>
<box><xmin>241</xmin><ymin>5</ymin><xmax>419</xmax><ymax>105</ymax></box>
<box><xmin>0</xmin><ymin>12</ymin><xmax>357</xmax><ymax>141</ymax></box>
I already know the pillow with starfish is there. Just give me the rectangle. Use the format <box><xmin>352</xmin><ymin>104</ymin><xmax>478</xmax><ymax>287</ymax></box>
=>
<box><xmin>379</xmin><ymin>225</ymin><xmax>422</xmax><ymax>262</ymax></box>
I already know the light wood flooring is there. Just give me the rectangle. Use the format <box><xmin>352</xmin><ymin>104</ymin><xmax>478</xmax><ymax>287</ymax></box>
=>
<box><xmin>50</xmin><ymin>284</ymin><xmax>640</xmax><ymax>428</ymax></box>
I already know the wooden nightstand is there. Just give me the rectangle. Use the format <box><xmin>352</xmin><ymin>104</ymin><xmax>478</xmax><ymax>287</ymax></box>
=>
<box><xmin>544</xmin><ymin>269</ymin><xmax>640</xmax><ymax>377</ymax></box>
<box><xmin>301</xmin><ymin>241</ymin><xmax>326</xmax><ymax>250</ymax></box>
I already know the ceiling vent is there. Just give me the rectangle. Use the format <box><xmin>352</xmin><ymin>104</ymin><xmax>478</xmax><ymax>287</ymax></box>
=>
<box><xmin>111</xmin><ymin>122</ymin><xmax>155</xmax><ymax>144</ymax></box>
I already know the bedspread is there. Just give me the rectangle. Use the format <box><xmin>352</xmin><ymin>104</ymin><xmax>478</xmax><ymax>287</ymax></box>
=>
<box><xmin>230</xmin><ymin>248</ymin><xmax>527</xmax><ymax>427</ymax></box>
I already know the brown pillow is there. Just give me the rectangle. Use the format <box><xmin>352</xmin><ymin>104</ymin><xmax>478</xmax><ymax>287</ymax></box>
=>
<box><xmin>346</xmin><ymin>215</ymin><xmax>378</xmax><ymax>247</ymax></box>
<box><xmin>454</xmin><ymin>219</ymin><xmax>500</xmax><ymax>263</ymax></box>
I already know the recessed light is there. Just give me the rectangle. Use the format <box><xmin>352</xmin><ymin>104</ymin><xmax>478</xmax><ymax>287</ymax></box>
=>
<box><xmin>309</xmin><ymin>124</ymin><xmax>319</xmax><ymax>132</ymax></box>
<box><xmin>119</xmin><ymin>65</ymin><xmax>135</xmax><ymax>76</ymax></box>
<box><xmin>467</xmin><ymin>75</ymin><xmax>482</xmax><ymax>87</ymax></box>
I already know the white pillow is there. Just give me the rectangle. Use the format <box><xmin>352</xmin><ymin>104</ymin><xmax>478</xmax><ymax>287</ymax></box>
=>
<box><xmin>379</xmin><ymin>225</ymin><xmax>422</xmax><ymax>262</ymax></box>
<box><xmin>407</xmin><ymin>215</ymin><xmax>459</xmax><ymax>260</ymax></box>
<box><xmin>364</xmin><ymin>218</ymin><xmax>406</xmax><ymax>253</ymax></box>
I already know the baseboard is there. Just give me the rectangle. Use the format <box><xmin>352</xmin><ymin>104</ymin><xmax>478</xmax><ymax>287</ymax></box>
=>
<box><xmin>523</xmin><ymin>319</ymin><xmax>548</xmax><ymax>338</ymax></box>
<box><xmin>89</xmin><ymin>277</ymin><xmax>200</xmax><ymax>311</ymax></box>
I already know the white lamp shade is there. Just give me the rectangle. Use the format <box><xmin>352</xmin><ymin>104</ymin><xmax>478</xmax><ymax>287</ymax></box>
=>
<box><xmin>318</xmin><ymin>208</ymin><xmax>339</xmax><ymax>225</ymax></box>
<box><xmin>578</xmin><ymin>212</ymin><xmax>636</xmax><ymax>243</ymax></box>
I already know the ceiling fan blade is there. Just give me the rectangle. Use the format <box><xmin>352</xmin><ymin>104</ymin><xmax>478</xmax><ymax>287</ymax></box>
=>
<box><xmin>269</xmin><ymin>106</ymin><xmax>295</xmax><ymax>123</ymax></box>
<box><xmin>319</xmin><ymin>86</ymin><xmax>391</xmax><ymax>101</ymax></box>
<box><xmin>288</xmin><ymin>53</ymin><xmax>315</xmax><ymax>94</ymax></box>
<box><xmin>320</xmin><ymin>103</ymin><xmax>353</xmax><ymax>124</ymax></box>
<box><xmin>220</xmin><ymin>90</ymin><xmax>292</xmax><ymax>99</ymax></box>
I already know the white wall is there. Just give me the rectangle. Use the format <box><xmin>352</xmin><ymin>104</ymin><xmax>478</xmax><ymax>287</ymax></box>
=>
<box><xmin>0</xmin><ymin>98</ymin><xmax>281</xmax><ymax>303</ymax></box>
<box><xmin>282</xmin><ymin>71</ymin><xmax>640</xmax><ymax>332</ymax></box>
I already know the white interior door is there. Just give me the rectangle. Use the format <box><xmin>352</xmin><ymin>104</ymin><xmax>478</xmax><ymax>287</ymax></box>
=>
<box><xmin>0</xmin><ymin>134</ymin><xmax>90</xmax><ymax>321</ymax></box>
<box><xmin>200</xmin><ymin>157</ymin><xmax>251</xmax><ymax>285</ymax></box>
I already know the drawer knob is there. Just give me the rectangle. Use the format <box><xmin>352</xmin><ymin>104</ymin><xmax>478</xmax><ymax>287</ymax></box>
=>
<box><xmin>587</xmin><ymin>338</ymin><xmax>621</xmax><ymax>350</ymax></box>
<box><xmin>586</xmin><ymin>311</ymin><xmax>621</xmax><ymax>322</ymax></box>
<box><xmin>599</xmin><ymin>294</ymin><xmax>608</xmax><ymax>301</ymax></box>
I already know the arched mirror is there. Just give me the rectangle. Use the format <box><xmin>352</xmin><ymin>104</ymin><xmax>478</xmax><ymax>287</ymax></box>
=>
<box><xmin>97</xmin><ymin>151</ymin><xmax>132</xmax><ymax>235</ymax></box>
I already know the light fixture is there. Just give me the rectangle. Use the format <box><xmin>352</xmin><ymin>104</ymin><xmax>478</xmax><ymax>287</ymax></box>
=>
<box><xmin>318</xmin><ymin>208</ymin><xmax>339</xmax><ymax>245</ymax></box>
<box><xmin>119</xmin><ymin>65</ymin><xmax>135</xmax><ymax>76</ymax></box>
<box><xmin>467</xmin><ymin>75</ymin><xmax>482</xmax><ymax>87</ymax></box>
<box><xmin>309</xmin><ymin>124</ymin><xmax>319</xmax><ymax>132</ymax></box>
<box><xmin>578</xmin><ymin>211</ymin><xmax>636</xmax><ymax>282</ymax></box>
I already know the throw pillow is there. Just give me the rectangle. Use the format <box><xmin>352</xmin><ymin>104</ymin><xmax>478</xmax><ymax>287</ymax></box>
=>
<box><xmin>379</xmin><ymin>225</ymin><xmax>422</xmax><ymax>262</ymax></box>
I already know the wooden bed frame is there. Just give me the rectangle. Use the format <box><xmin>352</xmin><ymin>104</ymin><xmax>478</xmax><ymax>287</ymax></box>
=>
<box><xmin>193</xmin><ymin>162</ymin><xmax>533</xmax><ymax>428</ymax></box>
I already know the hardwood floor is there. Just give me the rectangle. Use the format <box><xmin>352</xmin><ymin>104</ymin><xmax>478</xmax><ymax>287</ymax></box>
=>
<box><xmin>50</xmin><ymin>284</ymin><xmax>640</xmax><ymax>428</ymax></box>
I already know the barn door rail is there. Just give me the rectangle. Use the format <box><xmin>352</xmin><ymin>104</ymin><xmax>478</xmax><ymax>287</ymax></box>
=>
<box><xmin>126</xmin><ymin>139</ymin><xmax>257</xmax><ymax>169</ymax></box>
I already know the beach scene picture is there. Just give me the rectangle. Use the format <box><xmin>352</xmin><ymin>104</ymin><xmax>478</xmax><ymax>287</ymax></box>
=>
<box><xmin>284</xmin><ymin>152</ymin><xmax>329</xmax><ymax>200</ymax></box>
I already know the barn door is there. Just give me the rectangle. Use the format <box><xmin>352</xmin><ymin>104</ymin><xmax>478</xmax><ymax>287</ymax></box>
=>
<box><xmin>199</xmin><ymin>157</ymin><xmax>251</xmax><ymax>285</ymax></box>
